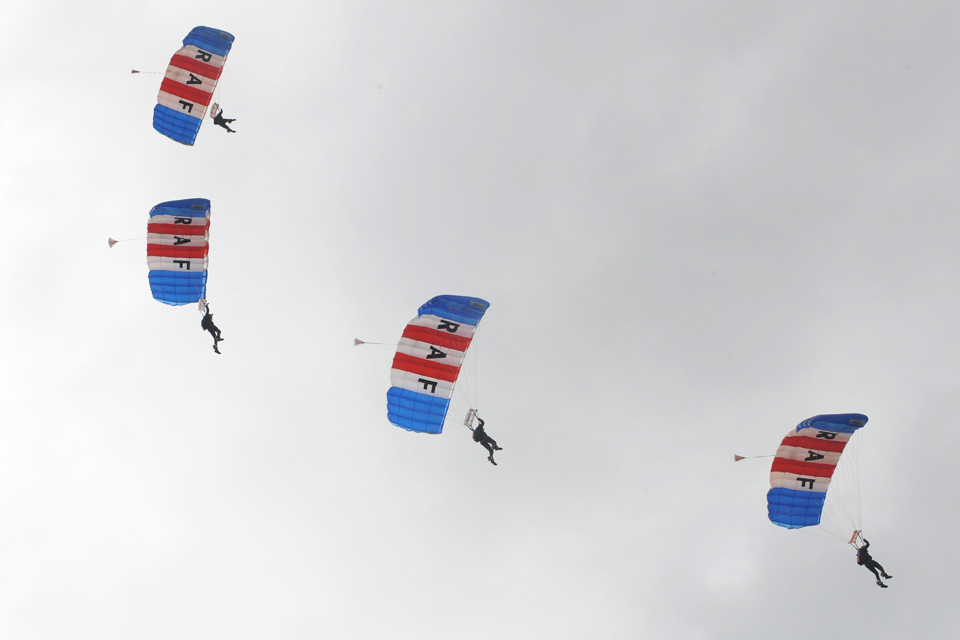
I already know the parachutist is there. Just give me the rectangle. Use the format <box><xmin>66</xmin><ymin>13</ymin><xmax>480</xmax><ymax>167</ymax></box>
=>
<box><xmin>857</xmin><ymin>540</ymin><xmax>892</xmax><ymax>587</ymax></box>
<box><xmin>201</xmin><ymin>304</ymin><xmax>224</xmax><ymax>354</ymax></box>
<box><xmin>471</xmin><ymin>416</ymin><xmax>502</xmax><ymax>465</ymax></box>
<box><xmin>213</xmin><ymin>108</ymin><xmax>236</xmax><ymax>132</ymax></box>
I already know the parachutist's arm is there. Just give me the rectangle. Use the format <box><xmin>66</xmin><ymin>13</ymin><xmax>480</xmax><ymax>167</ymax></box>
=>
<box><xmin>476</xmin><ymin>417</ymin><xmax>484</xmax><ymax>429</ymax></box>
<box><xmin>862</xmin><ymin>540</ymin><xmax>870</xmax><ymax>549</ymax></box>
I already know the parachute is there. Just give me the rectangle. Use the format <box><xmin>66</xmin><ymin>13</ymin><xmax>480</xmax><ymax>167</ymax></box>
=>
<box><xmin>154</xmin><ymin>27</ymin><xmax>235</xmax><ymax>145</ymax></box>
<box><xmin>767</xmin><ymin>413</ymin><xmax>867</xmax><ymax>540</ymax></box>
<box><xmin>147</xmin><ymin>199</ymin><xmax>210</xmax><ymax>305</ymax></box>
<box><xmin>387</xmin><ymin>295</ymin><xmax>490</xmax><ymax>434</ymax></box>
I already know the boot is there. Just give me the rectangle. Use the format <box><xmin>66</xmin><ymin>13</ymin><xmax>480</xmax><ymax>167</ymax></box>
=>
<box><xmin>876</xmin><ymin>580</ymin><xmax>887</xmax><ymax>588</ymax></box>
<box><xmin>882</xmin><ymin>573</ymin><xmax>893</xmax><ymax>579</ymax></box>
<box><xmin>488</xmin><ymin>456</ymin><xmax>497</xmax><ymax>466</ymax></box>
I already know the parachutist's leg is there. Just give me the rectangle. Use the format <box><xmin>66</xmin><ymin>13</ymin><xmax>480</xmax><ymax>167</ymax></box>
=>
<box><xmin>489</xmin><ymin>438</ymin><xmax>502</xmax><ymax>450</ymax></box>
<box><xmin>865</xmin><ymin>564</ymin><xmax>883</xmax><ymax>584</ymax></box>
<box><xmin>874</xmin><ymin>563</ymin><xmax>891</xmax><ymax>579</ymax></box>
<box><xmin>482</xmin><ymin>441</ymin><xmax>496</xmax><ymax>465</ymax></box>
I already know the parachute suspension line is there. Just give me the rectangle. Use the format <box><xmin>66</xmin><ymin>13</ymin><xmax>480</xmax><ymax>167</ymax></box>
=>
<box><xmin>817</xmin><ymin>430</ymin><xmax>864</xmax><ymax>542</ymax></box>
<box><xmin>447</xmin><ymin>316</ymin><xmax>484</xmax><ymax>433</ymax></box>
<box><xmin>472</xmin><ymin>329</ymin><xmax>480</xmax><ymax>413</ymax></box>
<box><xmin>841</xmin><ymin>433</ymin><xmax>863</xmax><ymax>531</ymax></box>
<box><xmin>214</xmin><ymin>71</ymin><xmax>227</xmax><ymax>109</ymax></box>
<box><xmin>467</xmin><ymin>316</ymin><xmax>484</xmax><ymax>413</ymax></box>
<box><xmin>453</xmin><ymin>378</ymin><xmax>472</xmax><ymax>405</ymax></box>
<box><xmin>451</xmin><ymin>373</ymin><xmax>474</xmax><ymax>424</ymax></box>
<box><xmin>855</xmin><ymin>431</ymin><xmax>865</xmax><ymax>532</ymax></box>
<box><xmin>798</xmin><ymin>526</ymin><xmax>844</xmax><ymax>543</ymax></box>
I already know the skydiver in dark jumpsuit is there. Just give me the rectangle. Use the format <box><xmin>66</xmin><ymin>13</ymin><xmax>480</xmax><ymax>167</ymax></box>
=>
<box><xmin>201</xmin><ymin>304</ymin><xmax>224</xmax><ymax>354</ymax></box>
<box><xmin>471</xmin><ymin>416</ymin><xmax>502</xmax><ymax>465</ymax></box>
<box><xmin>213</xmin><ymin>109</ymin><xmax>236</xmax><ymax>133</ymax></box>
<box><xmin>857</xmin><ymin>539</ymin><xmax>892</xmax><ymax>587</ymax></box>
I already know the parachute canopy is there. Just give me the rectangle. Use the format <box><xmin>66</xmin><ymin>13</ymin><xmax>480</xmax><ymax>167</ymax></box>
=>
<box><xmin>767</xmin><ymin>413</ymin><xmax>867</xmax><ymax>529</ymax></box>
<box><xmin>154</xmin><ymin>27</ymin><xmax>235</xmax><ymax>145</ymax></box>
<box><xmin>387</xmin><ymin>295</ymin><xmax>490</xmax><ymax>434</ymax></box>
<box><xmin>147</xmin><ymin>198</ymin><xmax>210</xmax><ymax>305</ymax></box>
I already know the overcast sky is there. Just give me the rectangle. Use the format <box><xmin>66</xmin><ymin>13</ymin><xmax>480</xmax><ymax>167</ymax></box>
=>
<box><xmin>2</xmin><ymin>1</ymin><xmax>959</xmax><ymax>638</ymax></box>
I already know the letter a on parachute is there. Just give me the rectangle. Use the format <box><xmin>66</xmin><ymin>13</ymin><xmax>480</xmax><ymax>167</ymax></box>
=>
<box><xmin>146</xmin><ymin>199</ymin><xmax>210</xmax><ymax>305</ymax></box>
<box><xmin>387</xmin><ymin>295</ymin><xmax>490</xmax><ymax>434</ymax></box>
<box><xmin>767</xmin><ymin>413</ymin><xmax>867</xmax><ymax>528</ymax></box>
<box><xmin>154</xmin><ymin>27</ymin><xmax>235</xmax><ymax>145</ymax></box>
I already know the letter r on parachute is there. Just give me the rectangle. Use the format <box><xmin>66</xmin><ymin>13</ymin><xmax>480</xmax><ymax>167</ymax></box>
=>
<box><xmin>437</xmin><ymin>320</ymin><xmax>461</xmax><ymax>333</ymax></box>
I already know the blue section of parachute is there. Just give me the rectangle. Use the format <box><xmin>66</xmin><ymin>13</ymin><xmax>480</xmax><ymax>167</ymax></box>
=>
<box><xmin>417</xmin><ymin>295</ymin><xmax>490</xmax><ymax>326</ymax></box>
<box><xmin>149</xmin><ymin>271</ymin><xmax>207</xmax><ymax>306</ymax></box>
<box><xmin>767</xmin><ymin>488</ymin><xmax>827</xmax><ymax>528</ymax></box>
<box><xmin>386</xmin><ymin>387</ymin><xmax>450</xmax><ymax>435</ymax></box>
<box><xmin>153</xmin><ymin>104</ymin><xmax>203</xmax><ymax>146</ymax></box>
<box><xmin>183</xmin><ymin>26</ymin><xmax>235</xmax><ymax>57</ymax></box>
<box><xmin>149</xmin><ymin>198</ymin><xmax>210</xmax><ymax>218</ymax></box>
<box><xmin>795</xmin><ymin>413</ymin><xmax>868</xmax><ymax>434</ymax></box>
